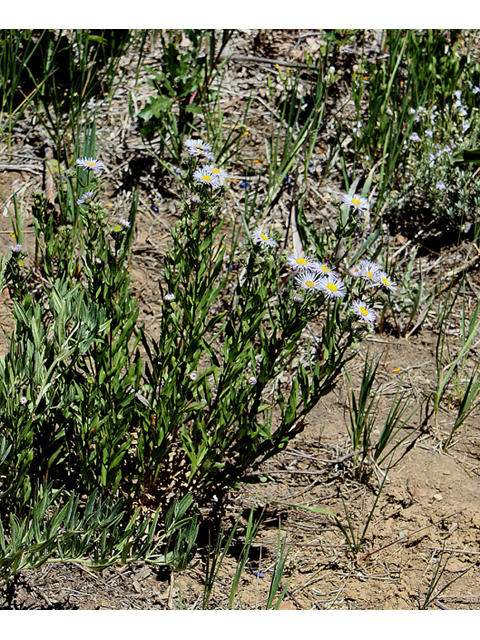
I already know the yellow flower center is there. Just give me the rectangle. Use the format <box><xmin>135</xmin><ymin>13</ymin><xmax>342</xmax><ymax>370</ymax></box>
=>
<box><xmin>297</xmin><ymin>258</ymin><xmax>308</xmax><ymax>265</ymax></box>
<box><xmin>360</xmin><ymin>306</ymin><xmax>369</xmax><ymax>316</ymax></box>
<box><xmin>203</xmin><ymin>175</ymin><xmax>211</xmax><ymax>181</ymax></box>
<box><xmin>86</xmin><ymin>160</ymin><xmax>96</xmax><ymax>167</ymax></box>
<box><xmin>212</xmin><ymin>168</ymin><xmax>220</xmax><ymax>174</ymax></box>
<box><xmin>382</xmin><ymin>277</ymin><xmax>389</xmax><ymax>285</ymax></box>
<box><xmin>366</xmin><ymin>270</ymin><xmax>373</xmax><ymax>278</ymax></box>
<box><xmin>321</xmin><ymin>265</ymin><xmax>330</xmax><ymax>272</ymax></box>
<box><xmin>306</xmin><ymin>281</ymin><xmax>315</xmax><ymax>288</ymax></box>
<box><xmin>352</xmin><ymin>198</ymin><xmax>361</xmax><ymax>206</ymax></box>
<box><xmin>260</xmin><ymin>233</ymin><xmax>269</xmax><ymax>242</ymax></box>
<box><xmin>327</xmin><ymin>282</ymin><xmax>338</xmax><ymax>292</ymax></box>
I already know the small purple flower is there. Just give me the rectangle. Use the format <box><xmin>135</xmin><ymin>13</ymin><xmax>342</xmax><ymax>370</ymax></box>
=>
<box><xmin>77</xmin><ymin>190</ymin><xmax>94</xmax><ymax>206</ymax></box>
<box><xmin>20</xmin><ymin>396</ymin><xmax>28</xmax><ymax>405</ymax></box>
<box><xmin>254</xmin><ymin>571</ymin><xmax>264</xmax><ymax>578</ymax></box>
<box><xmin>152</xmin><ymin>205</ymin><xmax>159</xmax><ymax>213</ymax></box>
<box><xmin>240</xmin><ymin>181</ymin><xmax>247</xmax><ymax>188</ymax></box>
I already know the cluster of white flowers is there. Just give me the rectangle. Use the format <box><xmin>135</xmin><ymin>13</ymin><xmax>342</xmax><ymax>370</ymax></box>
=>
<box><xmin>349</xmin><ymin>259</ymin><xmax>397</xmax><ymax>292</ymax></box>
<box><xmin>184</xmin><ymin>139</ymin><xmax>229</xmax><ymax>190</ymax></box>
<box><xmin>278</xmin><ymin>195</ymin><xmax>398</xmax><ymax>327</ymax></box>
<box><xmin>286</xmin><ymin>254</ymin><xmax>396</xmax><ymax>326</ymax></box>
<box><xmin>248</xmin><ymin>194</ymin><xmax>399</xmax><ymax>327</ymax></box>
<box><xmin>184</xmin><ymin>138</ymin><xmax>214</xmax><ymax>161</ymax></box>
<box><xmin>294</xmin><ymin>267</ymin><xmax>347</xmax><ymax>300</ymax></box>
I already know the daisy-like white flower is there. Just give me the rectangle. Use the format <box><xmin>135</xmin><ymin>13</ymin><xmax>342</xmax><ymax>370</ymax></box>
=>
<box><xmin>207</xmin><ymin>165</ymin><xmax>228</xmax><ymax>186</ymax></box>
<box><xmin>342</xmin><ymin>193</ymin><xmax>370</xmax><ymax>214</ymax></box>
<box><xmin>349</xmin><ymin>264</ymin><xmax>363</xmax><ymax>278</ymax></box>
<box><xmin>76</xmin><ymin>157</ymin><xmax>105</xmax><ymax>174</ymax></box>
<box><xmin>375</xmin><ymin>270</ymin><xmax>397</xmax><ymax>292</ymax></box>
<box><xmin>184</xmin><ymin>139</ymin><xmax>212</xmax><ymax>158</ymax></box>
<box><xmin>193</xmin><ymin>167</ymin><xmax>221</xmax><ymax>189</ymax></box>
<box><xmin>119</xmin><ymin>217</ymin><xmax>130</xmax><ymax>228</ymax></box>
<box><xmin>310</xmin><ymin>261</ymin><xmax>338</xmax><ymax>278</ymax></box>
<box><xmin>287</xmin><ymin>253</ymin><xmax>311</xmax><ymax>270</ymax></box>
<box><xmin>184</xmin><ymin>138</ymin><xmax>204</xmax><ymax>149</ymax></box>
<box><xmin>359</xmin><ymin>259</ymin><xmax>382</xmax><ymax>283</ymax></box>
<box><xmin>251</xmin><ymin>228</ymin><xmax>277</xmax><ymax>248</ymax></box>
<box><xmin>295</xmin><ymin>270</ymin><xmax>323</xmax><ymax>292</ymax></box>
<box><xmin>319</xmin><ymin>275</ymin><xmax>346</xmax><ymax>299</ymax></box>
<box><xmin>352</xmin><ymin>300</ymin><xmax>376</xmax><ymax>324</ymax></box>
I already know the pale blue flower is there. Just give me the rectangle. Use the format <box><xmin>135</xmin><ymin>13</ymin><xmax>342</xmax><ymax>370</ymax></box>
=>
<box><xmin>193</xmin><ymin>167</ymin><xmax>221</xmax><ymax>188</ymax></box>
<box><xmin>251</xmin><ymin>228</ymin><xmax>277</xmax><ymax>248</ymax></box>
<box><xmin>76</xmin><ymin>157</ymin><xmax>105</xmax><ymax>174</ymax></box>
<box><xmin>352</xmin><ymin>300</ymin><xmax>376</xmax><ymax>324</ymax></box>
